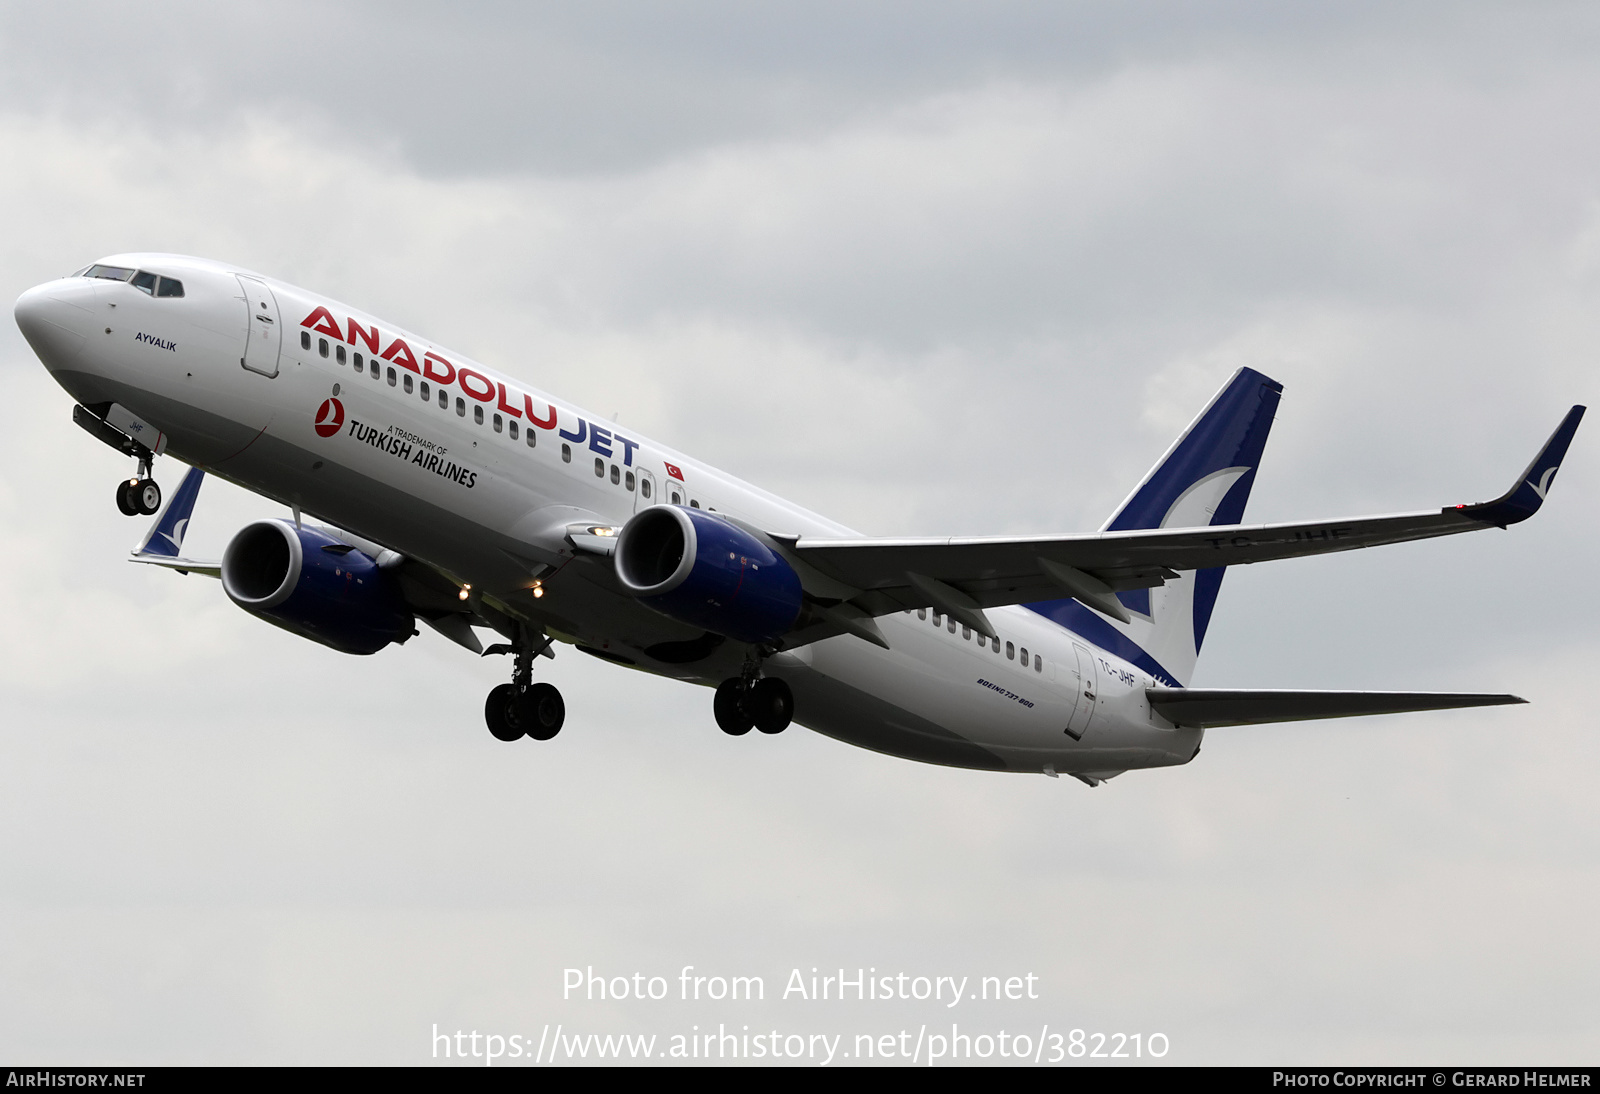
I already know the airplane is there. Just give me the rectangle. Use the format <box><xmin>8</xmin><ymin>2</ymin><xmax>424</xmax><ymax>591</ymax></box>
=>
<box><xmin>13</xmin><ymin>254</ymin><xmax>1584</xmax><ymax>785</ymax></box>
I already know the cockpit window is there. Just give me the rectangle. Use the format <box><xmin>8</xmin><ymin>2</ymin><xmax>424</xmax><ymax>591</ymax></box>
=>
<box><xmin>78</xmin><ymin>265</ymin><xmax>185</xmax><ymax>297</ymax></box>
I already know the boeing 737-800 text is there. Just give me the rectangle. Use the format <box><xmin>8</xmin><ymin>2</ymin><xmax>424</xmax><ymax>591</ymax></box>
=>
<box><xmin>14</xmin><ymin>255</ymin><xmax>1584</xmax><ymax>784</ymax></box>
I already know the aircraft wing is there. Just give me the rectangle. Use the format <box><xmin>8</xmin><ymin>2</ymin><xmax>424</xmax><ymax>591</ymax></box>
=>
<box><xmin>780</xmin><ymin>406</ymin><xmax>1583</xmax><ymax>638</ymax></box>
<box><xmin>1146</xmin><ymin>688</ymin><xmax>1525</xmax><ymax>728</ymax></box>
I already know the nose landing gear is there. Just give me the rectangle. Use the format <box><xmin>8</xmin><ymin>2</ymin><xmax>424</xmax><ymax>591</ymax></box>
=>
<box><xmin>484</xmin><ymin>630</ymin><xmax>564</xmax><ymax>742</ymax></box>
<box><xmin>115</xmin><ymin>449</ymin><xmax>162</xmax><ymax>516</ymax></box>
<box><xmin>714</xmin><ymin>662</ymin><xmax>794</xmax><ymax>736</ymax></box>
<box><xmin>116</xmin><ymin>475</ymin><xmax>162</xmax><ymax>516</ymax></box>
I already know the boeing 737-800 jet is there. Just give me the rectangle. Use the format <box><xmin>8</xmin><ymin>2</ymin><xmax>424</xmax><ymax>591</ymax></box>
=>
<box><xmin>13</xmin><ymin>255</ymin><xmax>1584</xmax><ymax>784</ymax></box>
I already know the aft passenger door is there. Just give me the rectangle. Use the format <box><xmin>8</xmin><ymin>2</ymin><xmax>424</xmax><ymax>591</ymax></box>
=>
<box><xmin>237</xmin><ymin>276</ymin><xmax>281</xmax><ymax>378</ymax></box>
<box><xmin>1064</xmin><ymin>643</ymin><xmax>1098</xmax><ymax>740</ymax></box>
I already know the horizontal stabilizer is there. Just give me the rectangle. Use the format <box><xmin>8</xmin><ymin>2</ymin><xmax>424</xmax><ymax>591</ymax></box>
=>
<box><xmin>1147</xmin><ymin>688</ymin><xmax>1525</xmax><ymax>728</ymax></box>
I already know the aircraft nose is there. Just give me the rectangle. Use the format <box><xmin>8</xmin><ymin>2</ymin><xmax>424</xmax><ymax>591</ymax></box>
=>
<box><xmin>15</xmin><ymin>280</ymin><xmax>92</xmax><ymax>371</ymax></box>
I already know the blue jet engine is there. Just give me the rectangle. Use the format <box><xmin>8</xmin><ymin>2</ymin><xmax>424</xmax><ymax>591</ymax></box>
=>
<box><xmin>614</xmin><ymin>506</ymin><xmax>803</xmax><ymax>645</ymax></box>
<box><xmin>221</xmin><ymin>520</ymin><xmax>414</xmax><ymax>655</ymax></box>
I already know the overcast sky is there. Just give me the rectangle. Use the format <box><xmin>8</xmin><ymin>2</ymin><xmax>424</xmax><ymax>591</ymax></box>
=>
<box><xmin>2</xmin><ymin>1</ymin><xmax>1598</xmax><ymax>1066</ymax></box>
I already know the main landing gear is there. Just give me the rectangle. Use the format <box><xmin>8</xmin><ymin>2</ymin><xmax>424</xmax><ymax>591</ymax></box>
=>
<box><xmin>484</xmin><ymin>631</ymin><xmax>564</xmax><ymax>742</ymax></box>
<box><xmin>115</xmin><ymin>453</ymin><xmax>161</xmax><ymax>516</ymax></box>
<box><xmin>714</xmin><ymin>663</ymin><xmax>794</xmax><ymax>736</ymax></box>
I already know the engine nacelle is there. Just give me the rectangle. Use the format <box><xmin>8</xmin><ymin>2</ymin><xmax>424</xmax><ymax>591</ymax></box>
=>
<box><xmin>221</xmin><ymin>520</ymin><xmax>414</xmax><ymax>655</ymax></box>
<box><xmin>614</xmin><ymin>506</ymin><xmax>803</xmax><ymax>645</ymax></box>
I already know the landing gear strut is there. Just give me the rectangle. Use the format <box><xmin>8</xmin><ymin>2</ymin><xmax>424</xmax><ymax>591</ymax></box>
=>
<box><xmin>115</xmin><ymin>452</ymin><xmax>162</xmax><ymax>516</ymax></box>
<box><xmin>714</xmin><ymin>657</ymin><xmax>794</xmax><ymax>736</ymax></box>
<box><xmin>484</xmin><ymin>629</ymin><xmax>563</xmax><ymax>742</ymax></box>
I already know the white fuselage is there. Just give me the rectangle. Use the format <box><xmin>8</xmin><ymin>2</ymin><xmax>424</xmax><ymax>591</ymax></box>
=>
<box><xmin>17</xmin><ymin>253</ymin><xmax>1200</xmax><ymax>777</ymax></box>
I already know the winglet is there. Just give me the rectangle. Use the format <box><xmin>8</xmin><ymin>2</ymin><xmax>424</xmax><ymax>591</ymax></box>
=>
<box><xmin>1457</xmin><ymin>406</ymin><xmax>1585</xmax><ymax>527</ymax></box>
<box><xmin>133</xmin><ymin>464</ymin><xmax>207</xmax><ymax>557</ymax></box>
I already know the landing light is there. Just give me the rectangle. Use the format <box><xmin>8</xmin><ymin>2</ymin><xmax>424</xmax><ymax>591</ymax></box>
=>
<box><xmin>458</xmin><ymin>584</ymin><xmax>471</xmax><ymax>602</ymax></box>
<box><xmin>588</xmin><ymin>526</ymin><xmax>616</xmax><ymax>537</ymax></box>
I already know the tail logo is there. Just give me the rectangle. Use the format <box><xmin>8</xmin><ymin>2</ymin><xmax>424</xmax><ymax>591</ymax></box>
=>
<box><xmin>314</xmin><ymin>397</ymin><xmax>345</xmax><ymax>438</ymax></box>
<box><xmin>160</xmin><ymin>517</ymin><xmax>189</xmax><ymax>552</ymax></box>
<box><xmin>1528</xmin><ymin>466</ymin><xmax>1558</xmax><ymax>500</ymax></box>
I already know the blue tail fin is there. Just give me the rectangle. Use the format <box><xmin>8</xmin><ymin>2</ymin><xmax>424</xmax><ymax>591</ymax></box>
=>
<box><xmin>1027</xmin><ymin>368</ymin><xmax>1282</xmax><ymax>685</ymax></box>
<box><xmin>133</xmin><ymin>465</ymin><xmax>206</xmax><ymax>558</ymax></box>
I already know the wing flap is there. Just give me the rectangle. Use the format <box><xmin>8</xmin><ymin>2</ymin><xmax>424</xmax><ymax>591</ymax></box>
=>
<box><xmin>1147</xmin><ymin>688</ymin><xmax>1526</xmax><ymax>728</ymax></box>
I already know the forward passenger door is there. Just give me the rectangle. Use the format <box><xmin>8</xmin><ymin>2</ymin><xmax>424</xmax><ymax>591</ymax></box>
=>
<box><xmin>237</xmin><ymin>276</ymin><xmax>281</xmax><ymax>378</ymax></box>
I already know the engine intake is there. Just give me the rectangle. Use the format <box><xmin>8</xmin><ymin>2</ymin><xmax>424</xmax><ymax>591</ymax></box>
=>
<box><xmin>614</xmin><ymin>506</ymin><xmax>802</xmax><ymax>645</ymax></box>
<box><xmin>221</xmin><ymin>520</ymin><xmax>414</xmax><ymax>655</ymax></box>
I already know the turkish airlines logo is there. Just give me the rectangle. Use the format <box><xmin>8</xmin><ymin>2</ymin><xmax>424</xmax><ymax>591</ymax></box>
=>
<box><xmin>314</xmin><ymin>397</ymin><xmax>345</xmax><ymax>438</ymax></box>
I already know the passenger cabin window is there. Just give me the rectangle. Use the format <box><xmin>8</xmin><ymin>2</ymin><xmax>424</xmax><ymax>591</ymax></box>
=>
<box><xmin>301</xmin><ymin>331</ymin><xmax>311</xmax><ymax>350</ymax></box>
<box><xmin>961</xmin><ymin>625</ymin><xmax>971</xmax><ymax>640</ymax></box>
<box><xmin>594</xmin><ymin>458</ymin><xmax>605</xmax><ymax>477</ymax></box>
<box><xmin>640</xmin><ymin>478</ymin><xmax>651</xmax><ymax>498</ymax></box>
<box><xmin>403</xmin><ymin>375</ymin><xmax>413</xmax><ymax>394</ymax></box>
<box><xmin>438</xmin><ymin>389</ymin><xmax>447</xmax><ymax>408</ymax></box>
<box><xmin>1035</xmin><ymin>656</ymin><xmax>1043</xmax><ymax>673</ymax></box>
<box><xmin>456</xmin><ymin>397</ymin><xmax>466</xmax><ymax>417</ymax></box>
<box><xmin>1020</xmin><ymin>647</ymin><xmax>1029</xmax><ymax>666</ymax></box>
<box><xmin>917</xmin><ymin>609</ymin><xmax>927</xmax><ymax>620</ymax></box>
<box><xmin>354</xmin><ymin>353</ymin><xmax>363</xmax><ymax>369</ymax></box>
<box><xmin>610</xmin><ymin>465</ymin><xmax>620</xmax><ymax>485</ymax></box>
<box><xmin>690</xmin><ymin>500</ymin><xmax>701</xmax><ymax>509</ymax></box>
<box><xmin>625</xmin><ymin>471</ymin><xmax>635</xmax><ymax>491</ymax></box>
<box><xmin>336</xmin><ymin>345</ymin><xmax>346</xmax><ymax>365</ymax></box>
<box><xmin>319</xmin><ymin>338</ymin><xmax>329</xmax><ymax>358</ymax></box>
<box><xmin>473</xmin><ymin>405</ymin><xmax>483</xmax><ymax>424</ymax></box>
<box><xmin>1006</xmin><ymin>642</ymin><xmax>1015</xmax><ymax>660</ymax></box>
<box><xmin>493</xmin><ymin>413</ymin><xmax>503</xmax><ymax>433</ymax></box>
<box><xmin>947</xmin><ymin>618</ymin><xmax>956</xmax><ymax>633</ymax></box>
<box><xmin>420</xmin><ymin>381</ymin><xmax>429</xmax><ymax>400</ymax></box>
<box><xmin>526</xmin><ymin>428</ymin><xmax>537</xmax><ymax>448</ymax></box>
<box><xmin>370</xmin><ymin>360</ymin><xmax>379</xmax><ymax>378</ymax></box>
<box><xmin>509</xmin><ymin>421</ymin><xmax>519</xmax><ymax>440</ymax></box>
<box><xmin>562</xmin><ymin>444</ymin><xmax>571</xmax><ymax>463</ymax></box>
<box><xmin>388</xmin><ymin>367</ymin><xmax>398</xmax><ymax>387</ymax></box>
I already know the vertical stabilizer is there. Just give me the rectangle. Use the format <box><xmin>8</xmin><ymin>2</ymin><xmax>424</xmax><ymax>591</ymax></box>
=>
<box><xmin>1026</xmin><ymin>368</ymin><xmax>1282</xmax><ymax>685</ymax></box>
